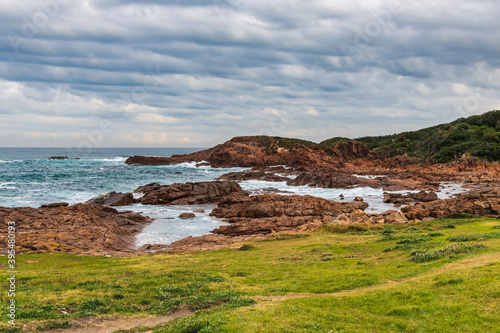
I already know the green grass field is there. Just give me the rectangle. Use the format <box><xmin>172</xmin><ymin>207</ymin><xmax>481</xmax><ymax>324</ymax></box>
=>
<box><xmin>1</xmin><ymin>217</ymin><xmax>499</xmax><ymax>332</ymax></box>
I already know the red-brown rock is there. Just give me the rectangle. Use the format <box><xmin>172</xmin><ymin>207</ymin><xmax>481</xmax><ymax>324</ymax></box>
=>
<box><xmin>383</xmin><ymin>191</ymin><xmax>438</xmax><ymax>204</ymax></box>
<box><xmin>210</xmin><ymin>194</ymin><xmax>368</xmax><ymax>236</ymax></box>
<box><xmin>401</xmin><ymin>187</ymin><xmax>500</xmax><ymax>220</ymax></box>
<box><xmin>126</xmin><ymin>136</ymin><xmax>346</xmax><ymax>168</ymax></box>
<box><xmin>217</xmin><ymin>170</ymin><xmax>290</xmax><ymax>182</ymax></box>
<box><xmin>0</xmin><ymin>203</ymin><xmax>151</xmax><ymax>255</ymax></box>
<box><xmin>86</xmin><ymin>192</ymin><xmax>134</xmax><ymax>206</ymax></box>
<box><xmin>138</xmin><ymin>181</ymin><xmax>247</xmax><ymax>205</ymax></box>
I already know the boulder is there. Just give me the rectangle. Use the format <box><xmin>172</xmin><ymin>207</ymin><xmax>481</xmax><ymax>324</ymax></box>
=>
<box><xmin>179</xmin><ymin>213</ymin><xmax>196</xmax><ymax>219</ymax></box>
<box><xmin>382</xmin><ymin>210</ymin><xmax>409</xmax><ymax>224</ymax></box>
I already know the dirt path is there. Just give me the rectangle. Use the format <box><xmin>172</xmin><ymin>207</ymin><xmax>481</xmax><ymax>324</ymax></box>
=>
<box><xmin>23</xmin><ymin>307</ymin><xmax>194</xmax><ymax>333</ymax></box>
<box><xmin>253</xmin><ymin>252</ymin><xmax>499</xmax><ymax>302</ymax></box>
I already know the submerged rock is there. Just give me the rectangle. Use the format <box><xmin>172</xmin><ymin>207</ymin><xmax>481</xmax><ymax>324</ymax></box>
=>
<box><xmin>48</xmin><ymin>156</ymin><xmax>80</xmax><ymax>160</ymax></box>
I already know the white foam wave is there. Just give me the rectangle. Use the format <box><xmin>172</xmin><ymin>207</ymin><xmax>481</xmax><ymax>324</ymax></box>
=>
<box><xmin>0</xmin><ymin>160</ymin><xmax>21</xmax><ymax>163</ymax></box>
<box><xmin>436</xmin><ymin>182</ymin><xmax>467</xmax><ymax>199</ymax></box>
<box><xmin>353</xmin><ymin>174</ymin><xmax>387</xmax><ymax>179</ymax></box>
<box><xmin>120</xmin><ymin>204</ymin><xmax>228</xmax><ymax>247</ymax></box>
<box><xmin>96</xmin><ymin>157</ymin><xmax>128</xmax><ymax>163</ymax></box>
<box><xmin>0</xmin><ymin>182</ymin><xmax>16</xmax><ymax>189</ymax></box>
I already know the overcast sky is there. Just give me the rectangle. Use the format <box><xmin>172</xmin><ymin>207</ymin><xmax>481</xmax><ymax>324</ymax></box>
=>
<box><xmin>0</xmin><ymin>0</ymin><xmax>499</xmax><ymax>147</ymax></box>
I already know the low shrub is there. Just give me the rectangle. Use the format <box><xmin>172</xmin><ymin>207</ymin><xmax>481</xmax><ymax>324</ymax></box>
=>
<box><xmin>434</xmin><ymin>278</ymin><xmax>464</xmax><ymax>287</ymax></box>
<box><xmin>322</xmin><ymin>223</ymin><xmax>382</xmax><ymax>234</ymax></box>
<box><xmin>428</xmin><ymin>232</ymin><xmax>445</xmax><ymax>237</ymax></box>
<box><xmin>447</xmin><ymin>232</ymin><xmax>500</xmax><ymax>242</ymax></box>
<box><xmin>410</xmin><ymin>243</ymin><xmax>486</xmax><ymax>263</ymax></box>
<box><xmin>0</xmin><ymin>326</ymin><xmax>22</xmax><ymax>333</ymax></box>
<box><xmin>238</xmin><ymin>245</ymin><xmax>257</xmax><ymax>251</ymax></box>
<box><xmin>262</xmin><ymin>233</ymin><xmax>310</xmax><ymax>241</ymax></box>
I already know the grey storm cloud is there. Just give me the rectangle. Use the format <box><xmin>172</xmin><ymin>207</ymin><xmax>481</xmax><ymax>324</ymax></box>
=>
<box><xmin>0</xmin><ymin>0</ymin><xmax>499</xmax><ymax>147</ymax></box>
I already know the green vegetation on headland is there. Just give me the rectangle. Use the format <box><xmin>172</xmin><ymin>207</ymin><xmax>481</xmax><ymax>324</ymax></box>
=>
<box><xmin>232</xmin><ymin>110</ymin><xmax>500</xmax><ymax>163</ymax></box>
<box><xmin>358</xmin><ymin>110</ymin><xmax>500</xmax><ymax>162</ymax></box>
<box><xmin>230</xmin><ymin>136</ymin><xmax>317</xmax><ymax>149</ymax></box>
<box><xmin>2</xmin><ymin>218</ymin><xmax>499</xmax><ymax>332</ymax></box>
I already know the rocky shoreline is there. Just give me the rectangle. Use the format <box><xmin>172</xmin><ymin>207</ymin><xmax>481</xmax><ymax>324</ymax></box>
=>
<box><xmin>3</xmin><ymin>182</ymin><xmax>499</xmax><ymax>256</ymax></box>
<box><xmin>2</xmin><ymin>136</ymin><xmax>500</xmax><ymax>256</ymax></box>
<box><xmin>0</xmin><ymin>203</ymin><xmax>151</xmax><ymax>256</ymax></box>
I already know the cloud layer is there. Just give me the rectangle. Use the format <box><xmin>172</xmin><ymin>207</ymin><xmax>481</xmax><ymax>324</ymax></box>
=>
<box><xmin>1</xmin><ymin>0</ymin><xmax>499</xmax><ymax>147</ymax></box>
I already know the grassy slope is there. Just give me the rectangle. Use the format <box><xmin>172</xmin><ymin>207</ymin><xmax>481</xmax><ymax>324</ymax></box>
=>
<box><xmin>1</xmin><ymin>218</ymin><xmax>499</xmax><ymax>332</ymax></box>
<box><xmin>357</xmin><ymin>110</ymin><xmax>500</xmax><ymax>162</ymax></box>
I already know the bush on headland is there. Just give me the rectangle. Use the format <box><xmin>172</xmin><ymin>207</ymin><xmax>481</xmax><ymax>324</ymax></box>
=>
<box><xmin>357</xmin><ymin>110</ymin><xmax>500</xmax><ymax>162</ymax></box>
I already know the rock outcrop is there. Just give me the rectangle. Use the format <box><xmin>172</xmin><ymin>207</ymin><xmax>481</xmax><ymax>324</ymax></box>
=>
<box><xmin>126</xmin><ymin>136</ymin><xmax>347</xmax><ymax>168</ymax></box>
<box><xmin>383</xmin><ymin>191</ymin><xmax>438</xmax><ymax>205</ymax></box>
<box><xmin>166</xmin><ymin>234</ymin><xmax>266</xmax><ymax>252</ymax></box>
<box><xmin>137</xmin><ymin>181</ymin><xmax>247</xmax><ymax>205</ymax></box>
<box><xmin>401</xmin><ymin>187</ymin><xmax>500</xmax><ymax>220</ymax></box>
<box><xmin>86</xmin><ymin>191</ymin><xmax>134</xmax><ymax>206</ymax></box>
<box><xmin>124</xmin><ymin>135</ymin><xmax>500</xmax><ymax>195</ymax></box>
<box><xmin>287</xmin><ymin>172</ymin><xmax>381</xmax><ymax>189</ymax></box>
<box><xmin>0</xmin><ymin>203</ymin><xmax>151</xmax><ymax>255</ymax></box>
<box><xmin>323</xmin><ymin>140</ymin><xmax>371</xmax><ymax>161</ymax></box>
<box><xmin>287</xmin><ymin>169</ymin><xmax>440</xmax><ymax>191</ymax></box>
<box><xmin>217</xmin><ymin>170</ymin><xmax>290</xmax><ymax>182</ymax></box>
<box><xmin>209</xmin><ymin>194</ymin><xmax>368</xmax><ymax>236</ymax></box>
<box><xmin>334</xmin><ymin>209</ymin><xmax>409</xmax><ymax>225</ymax></box>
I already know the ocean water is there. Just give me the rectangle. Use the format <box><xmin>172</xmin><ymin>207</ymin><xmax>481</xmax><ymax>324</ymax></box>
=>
<box><xmin>0</xmin><ymin>148</ymin><xmax>466</xmax><ymax>246</ymax></box>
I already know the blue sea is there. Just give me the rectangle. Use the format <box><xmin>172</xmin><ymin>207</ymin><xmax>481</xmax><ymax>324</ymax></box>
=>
<box><xmin>0</xmin><ymin>148</ymin><xmax>465</xmax><ymax>246</ymax></box>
